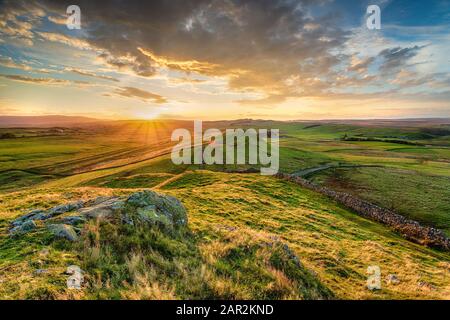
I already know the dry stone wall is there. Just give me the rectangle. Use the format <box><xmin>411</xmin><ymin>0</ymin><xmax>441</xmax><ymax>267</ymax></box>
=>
<box><xmin>277</xmin><ymin>173</ymin><xmax>450</xmax><ymax>251</ymax></box>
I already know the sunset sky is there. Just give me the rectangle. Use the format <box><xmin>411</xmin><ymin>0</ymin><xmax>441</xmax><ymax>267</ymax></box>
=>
<box><xmin>0</xmin><ymin>0</ymin><xmax>449</xmax><ymax>120</ymax></box>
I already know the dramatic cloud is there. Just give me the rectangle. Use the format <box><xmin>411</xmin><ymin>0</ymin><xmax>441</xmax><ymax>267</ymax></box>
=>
<box><xmin>0</xmin><ymin>0</ymin><xmax>448</xmax><ymax>118</ymax></box>
<box><xmin>0</xmin><ymin>1</ymin><xmax>45</xmax><ymax>46</ymax></box>
<box><xmin>1</xmin><ymin>0</ymin><xmax>439</xmax><ymax>104</ymax></box>
<box><xmin>97</xmin><ymin>52</ymin><xmax>155</xmax><ymax>77</ymax></box>
<box><xmin>33</xmin><ymin>0</ymin><xmax>351</xmax><ymax>104</ymax></box>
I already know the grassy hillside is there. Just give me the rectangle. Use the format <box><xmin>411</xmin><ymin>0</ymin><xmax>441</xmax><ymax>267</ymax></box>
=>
<box><xmin>1</xmin><ymin>169</ymin><xmax>449</xmax><ymax>299</ymax></box>
<box><xmin>0</xmin><ymin>120</ymin><xmax>450</xmax><ymax>299</ymax></box>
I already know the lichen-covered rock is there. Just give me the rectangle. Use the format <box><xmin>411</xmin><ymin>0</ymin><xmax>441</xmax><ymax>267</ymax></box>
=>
<box><xmin>58</xmin><ymin>216</ymin><xmax>86</xmax><ymax>225</ymax></box>
<box><xmin>92</xmin><ymin>196</ymin><xmax>114</xmax><ymax>205</ymax></box>
<box><xmin>125</xmin><ymin>190</ymin><xmax>188</xmax><ymax>228</ymax></box>
<box><xmin>11</xmin><ymin>201</ymin><xmax>84</xmax><ymax>228</ymax></box>
<box><xmin>11</xmin><ymin>210</ymin><xmax>46</xmax><ymax>227</ymax></box>
<box><xmin>137</xmin><ymin>205</ymin><xmax>171</xmax><ymax>227</ymax></box>
<box><xmin>9</xmin><ymin>220</ymin><xmax>37</xmax><ymax>235</ymax></box>
<box><xmin>78</xmin><ymin>197</ymin><xmax>124</xmax><ymax>219</ymax></box>
<box><xmin>48</xmin><ymin>201</ymin><xmax>83</xmax><ymax>215</ymax></box>
<box><xmin>47</xmin><ymin>224</ymin><xmax>78</xmax><ymax>241</ymax></box>
<box><xmin>9</xmin><ymin>191</ymin><xmax>187</xmax><ymax>238</ymax></box>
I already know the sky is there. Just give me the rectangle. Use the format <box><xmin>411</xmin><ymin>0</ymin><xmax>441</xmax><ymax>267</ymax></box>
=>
<box><xmin>0</xmin><ymin>0</ymin><xmax>449</xmax><ymax>120</ymax></box>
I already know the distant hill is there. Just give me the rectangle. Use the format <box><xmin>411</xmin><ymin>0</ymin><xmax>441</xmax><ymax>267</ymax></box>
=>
<box><xmin>1</xmin><ymin>115</ymin><xmax>449</xmax><ymax>129</ymax></box>
<box><xmin>290</xmin><ymin>118</ymin><xmax>450</xmax><ymax>127</ymax></box>
<box><xmin>0</xmin><ymin>115</ymin><xmax>106</xmax><ymax>128</ymax></box>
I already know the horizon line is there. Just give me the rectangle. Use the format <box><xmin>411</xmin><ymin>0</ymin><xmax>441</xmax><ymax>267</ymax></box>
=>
<box><xmin>1</xmin><ymin>114</ymin><xmax>450</xmax><ymax>123</ymax></box>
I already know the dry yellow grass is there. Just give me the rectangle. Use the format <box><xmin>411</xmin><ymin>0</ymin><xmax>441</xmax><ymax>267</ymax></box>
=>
<box><xmin>158</xmin><ymin>171</ymin><xmax>450</xmax><ymax>299</ymax></box>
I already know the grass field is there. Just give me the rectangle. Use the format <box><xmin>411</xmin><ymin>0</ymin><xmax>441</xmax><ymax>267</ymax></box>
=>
<box><xmin>0</xmin><ymin>120</ymin><xmax>449</xmax><ymax>299</ymax></box>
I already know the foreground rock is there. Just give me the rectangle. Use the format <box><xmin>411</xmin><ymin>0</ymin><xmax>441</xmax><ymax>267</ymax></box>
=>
<box><xmin>78</xmin><ymin>197</ymin><xmax>124</xmax><ymax>219</ymax></box>
<box><xmin>58</xmin><ymin>216</ymin><xmax>86</xmax><ymax>225</ymax></box>
<box><xmin>47</xmin><ymin>224</ymin><xmax>79</xmax><ymax>241</ymax></box>
<box><xmin>9</xmin><ymin>220</ymin><xmax>37</xmax><ymax>236</ymax></box>
<box><xmin>9</xmin><ymin>190</ymin><xmax>188</xmax><ymax>239</ymax></box>
<box><xmin>11</xmin><ymin>201</ymin><xmax>84</xmax><ymax>227</ymax></box>
<box><xmin>125</xmin><ymin>191</ymin><xmax>188</xmax><ymax>228</ymax></box>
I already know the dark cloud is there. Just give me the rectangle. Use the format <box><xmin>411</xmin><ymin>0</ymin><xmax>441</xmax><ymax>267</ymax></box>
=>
<box><xmin>32</xmin><ymin>0</ymin><xmax>350</xmax><ymax>102</ymax></box>
<box><xmin>97</xmin><ymin>52</ymin><xmax>156</xmax><ymax>77</ymax></box>
<box><xmin>1</xmin><ymin>0</ymin><xmax>440</xmax><ymax>107</ymax></box>
<box><xmin>379</xmin><ymin>46</ymin><xmax>424</xmax><ymax>74</ymax></box>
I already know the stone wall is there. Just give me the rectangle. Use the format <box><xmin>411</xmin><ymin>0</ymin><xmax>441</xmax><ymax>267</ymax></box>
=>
<box><xmin>277</xmin><ymin>173</ymin><xmax>450</xmax><ymax>251</ymax></box>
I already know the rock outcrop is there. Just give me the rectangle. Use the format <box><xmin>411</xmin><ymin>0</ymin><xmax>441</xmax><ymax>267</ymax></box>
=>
<box><xmin>9</xmin><ymin>190</ymin><xmax>188</xmax><ymax>240</ymax></box>
<box><xmin>78</xmin><ymin>197</ymin><xmax>124</xmax><ymax>219</ymax></box>
<box><xmin>125</xmin><ymin>191</ymin><xmax>188</xmax><ymax>227</ymax></box>
<box><xmin>9</xmin><ymin>220</ymin><xmax>37</xmax><ymax>235</ymax></box>
<box><xmin>11</xmin><ymin>201</ymin><xmax>84</xmax><ymax>227</ymax></box>
<box><xmin>47</xmin><ymin>224</ymin><xmax>79</xmax><ymax>241</ymax></box>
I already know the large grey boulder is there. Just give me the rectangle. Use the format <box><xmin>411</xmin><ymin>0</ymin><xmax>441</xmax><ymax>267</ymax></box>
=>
<box><xmin>47</xmin><ymin>224</ymin><xmax>78</xmax><ymax>241</ymax></box>
<box><xmin>125</xmin><ymin>190</ymin><xmax>188</xmax><ymax>228</ymax></box>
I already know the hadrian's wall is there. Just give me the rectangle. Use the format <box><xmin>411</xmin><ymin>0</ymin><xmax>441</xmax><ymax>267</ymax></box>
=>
<box><xmin>276</xmin><ymin>173</ymin><xmax>450</xmax><ymax>251</ymax></box>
